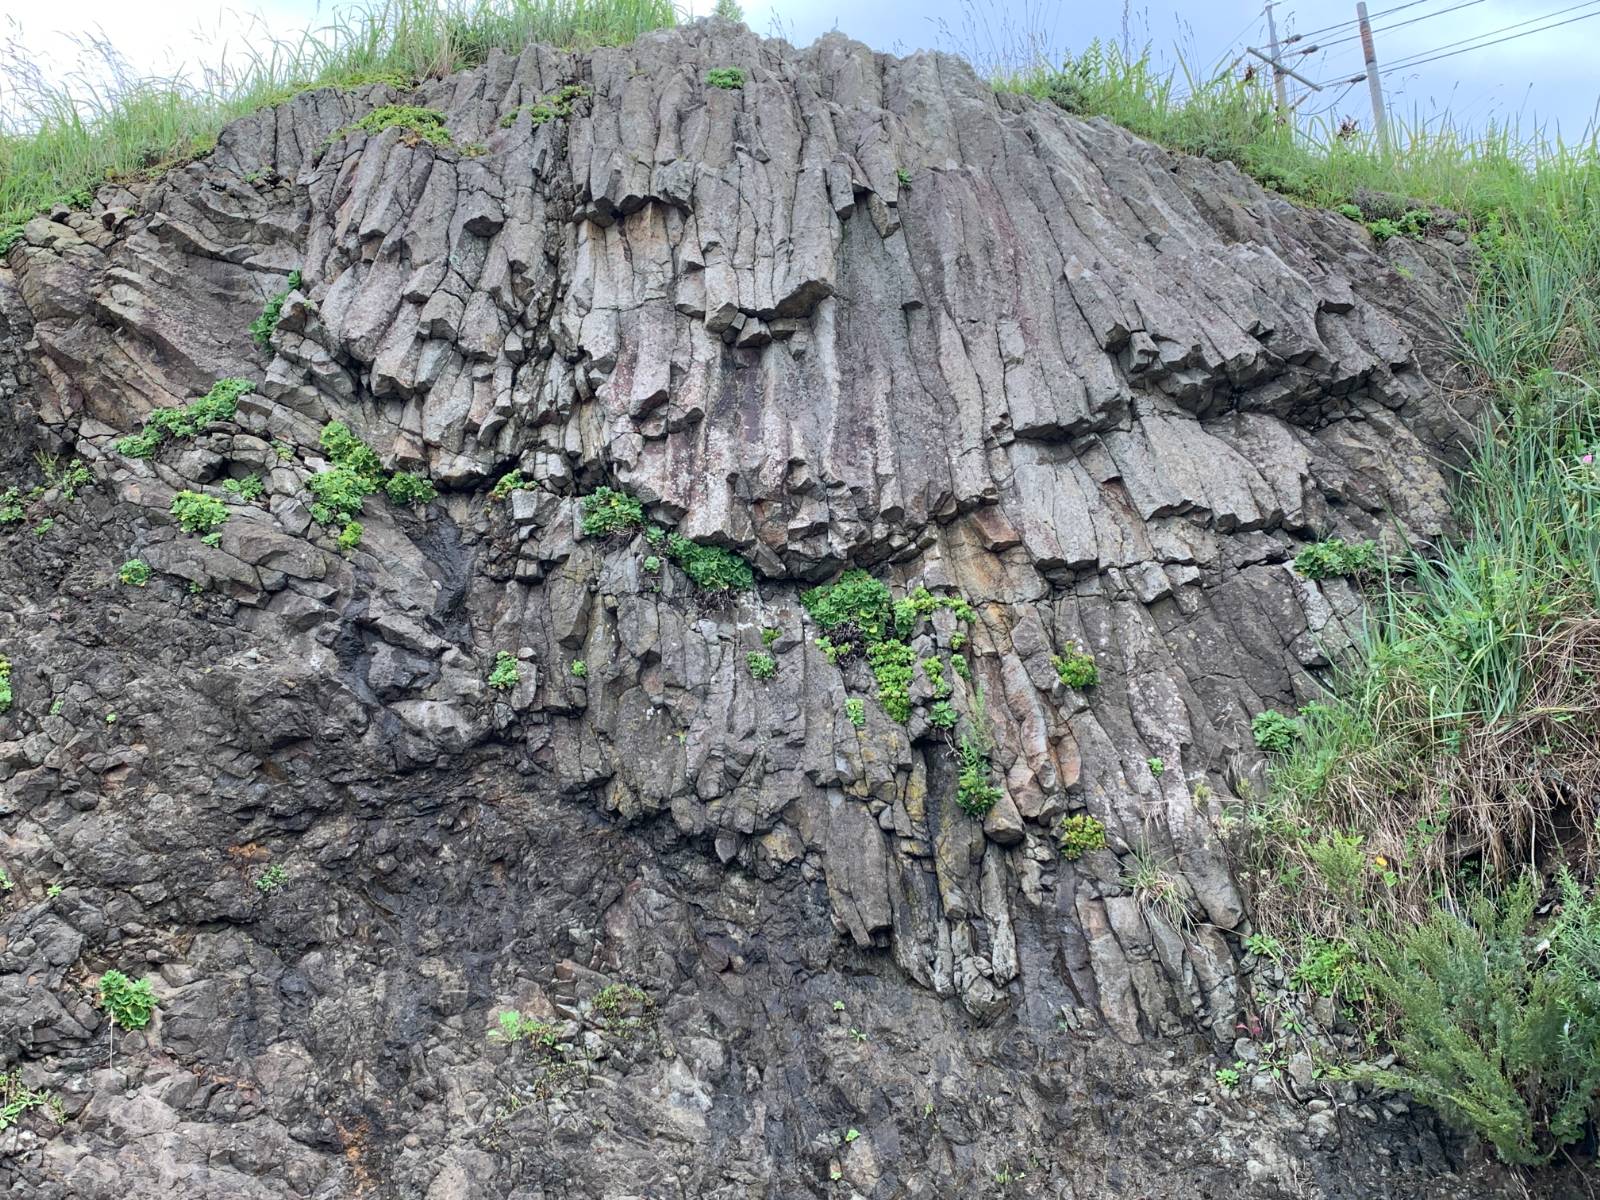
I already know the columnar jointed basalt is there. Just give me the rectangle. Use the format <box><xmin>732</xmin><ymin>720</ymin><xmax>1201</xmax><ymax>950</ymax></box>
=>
<box><xmin>1</xmin><ymin>20</ymin><xmax>1523</xmax><ymax>1200</ymax></box>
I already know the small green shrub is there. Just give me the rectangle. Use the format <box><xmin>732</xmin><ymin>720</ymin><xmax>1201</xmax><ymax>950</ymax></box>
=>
<box><xmin>746</xmin><ymin>651</ymin><xmax>776</xmax><ymax>680</ymax></box>
<box><xmin>249</xmin><ymin>268</ymin><xmax>301</xmax><ymax>347</ymax></box>
<box><xmin>0</xmin><ymin>487</ymin><xmax>22</xmax><ymax>523</ymax></box>
<box><xmin>928</xmin><ymin>699</ymin><xmax>957</xmax><ymax>728</ymax></box>
<box><xmin>498</xmin><ymin>83</ymin><xmax>591</xmax><ymax>127</ymax></box>
<box><xmin>1057</xmin><ymin>813</ymin><xmax>1107</xmax><ymax>860</ymax></box>
<box><xmin>117</xmin><ymin>559</ymin><xmax>152</xmax><ymax>586</ymax></box>
<box><xmin>896</xmin><ymin>167</ymin><xmax>912</xmax><ymax>189</ymax></box>
<box><xmin>844</xmin><ymin>698</ymin><xmax>866</xmax><ymax>728</ymax></box>
<box><xmin>762</xmin><ymin>627</ymin><xmax>780</xmax><ymax>647</ymax></box>
<box><xmin>340</xmin><ymin>104</ymin><xmax>452</xmax><ymax>146</ymax></box>
<box><xmin>115</xmin><ymin>377</ymin><xmax>254</xmax><ymax>457</ymax></box>
<box><xmin>866</xmin><ymin>638</ymin><xmax>915</xmax><ymax>723</ymax></box>
<box><xmin>385</xmin><ymin>471</ymin><xmax>437</xmax><ymax>506</ymax></box>
<box><xmin>642</xmin><ymin>555</ymin><xmax>661</xmax><ymax>573</ymax></box>
<box><xmin>1354</xmin><ymin>872</ymin><xmax>1600</xmax><ymax>1164</ymax></box>
<box><xmin>307</xmin><ymin>462</ymin><xmax>379</xmax><ymax>526</ymax></box>
<box><xmin>336</xmin><ymin>520</ymin><xmax>363</xmax><ymax>551</ymax></box>
<box><xmin>98</xmin><ymin>969</ymin><xmax>156</xmax><ymax>1030</ymax></box>
<box><xmin>1336</xmin><ymin>203</ymin><xmax>1362</xmax><ymax>220</ymax></box>
<box><xmin>1251</xmin><ymin>709</ymin><xmax>1301</xmax><ymax>753</ymax></box>
<box><xmin>170</xmin><ymin>490</ymin><xmax>228</xmax><ymax>536</ymax></box>
<box><xmin>1291</xmin><ymin>937</ymin><xmax>1356</xmax><ymax>998</ymax></box>
<box><xmin>255</xmin><ymin>864</ymin><xmax>288</xmax><ymax>893</ymax></box>
<box><xmin>801</xmin><ymin>569</ymin><xmax>892</xmax><ymax>644</ymax></box>
<box><xmin>956</xmin><ymin>736</ymin><xmax>1003</xmax><ymax>818</ymax></box>
<box><xmin>488</xmin><ymin>651</ymin><xmax>520</xmax><ymax>691</ymax></box>
<box><xmin>490</xmin><ymin>1010</ymin><xmax>562</xmax><ymax>1048</ymax></box>
<box><xmin>0</xmin><ymin>868</ymin><xmax>10</xmax><ymax>891</ymax></box>
<box><xmin>892</xmin><ymin>587</ymin><xmax>976</xmax><ymax>637</ymax></box>
<box><xmin>1147</xmin><ymin>756</ymin><xmax>1165</xmax><ymax>777</ymax></box>
<box><xmin>580</xmin><ymin>486</ymin><xmax>645</xmax><ymax>537</ymax></box>
<box><xmin>0</xmin><ymin>1069</ymin><xmax>64</xmax><ymax>1132</ymax></box>
<box><xmin>319</xmin><ymin>420</ymin><xmax>383</xmax><ymax>478</ymax></box>
<box><xmin>706</xmin><ymin>67</ymin><xmax>745</xmax><ymax>90</ymax></box>
<box><xmin>221</xmin><ymin>474</ymin><xmax>264</xmax><ymax>501</ymax></box>
<box><xmin>1052</xmin><ymin>647</ymin><xmax>1099</xmax><ymax>688</ymax></box>
<box><xmin>489</xmin><ymin>469</ymin><xmax>530</xmax><ymax>501</ymax></box>
<box><xmin>33</xmin><ymin>518</ymin><xmax>54</xmax><ymax>537</ymax></box>
<box><xmin>1293</xmin><ymin>537</ymin><xmax>1377</xmax><ymax>580</ymax></box>
<box><xmin>665</xmin><ymin>534</ymin><xmax>753</xmax><ymax>593</ymax></box>
<box><xmin>570</xmin><ymin>660</ymin><xmax>587</xmax><ymax>678</ymax></box>
<box><xmin>0</xmin><ymin>655</ymin><xmax>11</xmax><ymax>713</ymax></box>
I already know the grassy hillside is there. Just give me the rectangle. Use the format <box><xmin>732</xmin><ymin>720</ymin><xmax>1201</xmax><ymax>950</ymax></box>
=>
<box><xmin>1007</xmin><ymin>41</ymin><xmax>1600</xmax><ymax>1167</ymax></box>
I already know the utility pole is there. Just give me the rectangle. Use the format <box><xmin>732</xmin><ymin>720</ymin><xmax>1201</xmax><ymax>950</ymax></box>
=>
<box><xmin>1356</xmin><ymin>2</ymin><xmax>1391</xmax><ymax>154</ymax></box>
<box><xmin>1264</xmin><ymin>1</ymin><xmax>1289</xmax><ymax>110</ymax></box>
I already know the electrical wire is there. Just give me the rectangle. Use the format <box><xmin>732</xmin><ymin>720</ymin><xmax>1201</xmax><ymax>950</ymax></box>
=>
<box><xmin>1378</xmin><ymin>0</ymin><xmax>1600</xmax><ymax>72</ymax></box>
<box><xmin>1280</xmin><ymin>0</ymin><xmax>1452</xmax><ymax>44</ymax></box>
<box><xmin>1303</xmin><ymin>0</ymin><xmax>1488</xmax><ymax>54</ymax></box>
<box><xmin>1379</xmin><ymin>4</ymin><xmax>1600</xmax><ymax>74</ymax></box>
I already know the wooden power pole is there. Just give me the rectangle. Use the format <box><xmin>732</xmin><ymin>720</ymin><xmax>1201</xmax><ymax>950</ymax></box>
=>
<box><xmin>1356</xmin><ymin>2</ymin><xmax>1391</xmax><ymax>154</ymax></box>
<box><xmin>1264</xmin><ymin>1</ymin><xmax>1289</xmax><ymax>110</ymax></box>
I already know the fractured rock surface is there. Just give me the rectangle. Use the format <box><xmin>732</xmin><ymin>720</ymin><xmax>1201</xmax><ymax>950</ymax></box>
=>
<box><xmin>0</xmin><ymin>19</ymin><xmax>1543</xmax><ymax>1199</ymax></box>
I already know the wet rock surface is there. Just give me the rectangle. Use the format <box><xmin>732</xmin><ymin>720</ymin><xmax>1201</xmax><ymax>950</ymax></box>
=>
<box><xmin>0</xmin><ymin>19</ymin><xmax>1565</xmax><ymax>1199</ymax></box>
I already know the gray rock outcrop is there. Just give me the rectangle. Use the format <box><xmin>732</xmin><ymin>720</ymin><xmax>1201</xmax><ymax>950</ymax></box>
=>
<box><xmin>1</xmin><ymin>19</ymin><xmax>1541</xmax><ymax>1199</ymax></box>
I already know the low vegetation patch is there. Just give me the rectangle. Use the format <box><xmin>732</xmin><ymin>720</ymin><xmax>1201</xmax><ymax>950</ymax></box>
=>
<box><xmin>117</xmin><ymin>559</ymin><xmax>152</xmax><ymax>586</ymax></box>
<box><xmin>0</xmin><ymin>655</ymin><xmax>11</xmax><ymax>713</ymax></box>
<box><xmin>99</xmin><ymin>969</ymin><xmax>156</xmax><ymax>1030</ymax></box>
<box><xmin>249</xmin><ymin>268</ymin><xmax>301</xmax><ymax>348</ymax></box>
<box><xmin>497</xmin><ymin>83</ymin><xmax>591</xmax><ymax>128</ymax></box>
<box><xmin>705</xmin><ymin>67</ymin><xmax>746</xmax><ymax>90</ymax></box>
<box><xmin>170</xmin><ymin>491</ymin><xmax>229</xmax><ymax>537</ymax></box>
<box><xmin>0</xmin><ymin>1069</ymin><xmax>65</xmax><ymax>1132</ymax></box>
<box><xmin>1052</xmin><ymin>647</ymin><xmax>1098</xmax><ymax>689</ymax></box>
<box><xmin>1057</xmin><ymin>813</ymin><xmax>1107</xmax><ymax>860</ymax></box>
<box><xmin>335</xmin><ymin>104</ymin><xmax>453</xmax><ymax>148</ymax></box>
<box><xmin>115</xmin><ymin>378</ymin><xmax>254</xmax><ymax>458</ymax></box>
<box><xmin>306</xmin><ymin>420</ymin><xmax>437</xmax><ymax>548</ymax></box>
<box><xmin>488</xmin><ymin>651</ymin><xmax>520</xmax><ymax>691</ymax></box>
<box><xmin>746</xmin><ymin>651</ymin><xmax>775</xmax><ymax>681</ymax></box>
<box><xmin>1292</xmin><ymin>537</ymin><xmax>1377</xmax><ymax>581</ymax></box>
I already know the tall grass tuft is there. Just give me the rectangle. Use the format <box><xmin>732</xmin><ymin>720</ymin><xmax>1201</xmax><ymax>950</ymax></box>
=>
<box><xmin>0</xmin><ymin>0</ymin><xmax>677</xmax><ymax>244</ymax></box>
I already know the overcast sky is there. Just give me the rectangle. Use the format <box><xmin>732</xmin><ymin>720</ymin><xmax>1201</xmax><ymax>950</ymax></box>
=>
<box><xmin>3</xmin><ymin>1</ymin><xmax>1597</xmax><ymax>141</ymax></box>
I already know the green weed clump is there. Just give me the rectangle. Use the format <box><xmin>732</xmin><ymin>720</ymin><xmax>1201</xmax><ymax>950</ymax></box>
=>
<box><xmin>705</xmin><ymin>67</ymin><xmax>745</xmax><ymax>90</ymax></box>
<box><xmin>115</xmin><ymin>378</ymin><xmax>255</xmax><ymax>458</ymax></box>
<box><xmin>117</xmin><ymin>559</ymin><xmax>152</xmax><ymax>586</ymax></box>
<box><xmin>222</xmin><ymin>474</ymin><xmax>264</xmax><ymax>502</ymax></box>
<box><xmin>170</xmin><ymin>491</ymin><xmax>229</xmax><ymax>537</ymax></box>
<box><xmin>1251</xmin><ymin>709</ymin><xmax>1300</xmax><ymax>754</ymax></box>
<box><xmin>385</xmin><ymin>471</ymin><xmax>437</xmax><ymax>506</ymax></box>
<box><xmin>1353</xmin><ymin>873</ymin><xmax>1600</xmax><ymax>1165</ymax></box>
<box><xmin>249</xmin><ymin>268</ymin><xmax>302</xmax><ymax>347</ymax></box>
<box><xmin>1052</xmin><ymin>647</ymin><xmax>1098</xmax><ymax>689</ymax></box>
<box><xmin>801</xmin><ymin>569</ymin><xmax>893</xmax><ymax>647</ymax></box>
<box><xmin>0</xmin><ymin>655</ymin><xmax>11</xmax><ymax>713</ymax></box>
<box><xmin>0</xmin><ymin>1070</ymin><xmax>64</xmax><ymax>1132</ymax></box>
<box><xmin>665</xmin><ymin>533</ymin><xmax>753</xmax><ymax>593</ymax></box>
<box><xmin>1293</xmin><ymin>538</ymin><xmax>1377</xmax><ymax>580</ymax></box>
<box><xmin>336</xmin><ymin>104</ymin><xmax>453</xmax><ymax>147</ymax></box>
<box><xmin>488</xmin><ymin>651</ymin><xmax>520</xmax><ymax>690</ymax></box>
<box><xmin>98</xmin><ymin>969</ymin><xmax>156</xmax><ymax>1029</ymax></box>
<box><xmin>746</xmin><ymin>651</ymin><xmax>775</xmax><ymax>681</ymax></box>
<box><xmin>498</xmin><ymin>82</ymin><xmax>591</xmax><ymax>127</ymax></box>
<box><xmin>1057</xmin><ymin>813</ymin><xmax>1107</xmax><ymax>860</ymax></box>
<box><xmin>955</xmin><ymin>736</ymin><xmax>1003</xmax><ymax>818</ymax></box>
<box><xmin>580</xmin><ymin>486</ymin><xmax>645</xmax><ymax>537</ymax></box>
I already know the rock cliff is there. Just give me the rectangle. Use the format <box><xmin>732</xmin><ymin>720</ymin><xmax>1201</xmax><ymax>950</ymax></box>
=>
<box><xmin>0</xmin><ymin>19</ymin><xmax>1524</xmax><ymax>1200</ymax></box>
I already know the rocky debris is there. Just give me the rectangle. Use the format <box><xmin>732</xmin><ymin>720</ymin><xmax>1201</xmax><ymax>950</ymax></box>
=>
<box><xmin>0</xmin><ymin>18</ymin><xmax>1559</xmax><ymax>1200</ymax></box>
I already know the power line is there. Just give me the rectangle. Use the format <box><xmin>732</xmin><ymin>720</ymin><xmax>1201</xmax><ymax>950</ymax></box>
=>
<box><xmin>1379</xmin><ymin>0</ymin><xmax>1600</xmax><ymax>72</ymax></box>
<box><xmin>1300</xmin><ymin>0</ymin><xmax>1488</xmax><ymax>55</ymax></box>
<box><xmin>1283</xmin><ymin>0</ymin><xmax>1452</xmax><ymax>43</ymax></box>
<box><xmin>1379</xmin><ymin>4</ymin><xmax>1600</xmax><ymax>74</ymax></box>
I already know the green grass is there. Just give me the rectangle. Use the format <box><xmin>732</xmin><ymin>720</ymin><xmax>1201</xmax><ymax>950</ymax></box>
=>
<box><xmin>0</xmin><ymin>0</ymin><xmax>678</xmax><ymax>247</ymax></box>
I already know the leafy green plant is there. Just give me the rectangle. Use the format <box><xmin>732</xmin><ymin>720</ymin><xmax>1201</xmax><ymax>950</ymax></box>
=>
<box><xmin>956</xmin><ymin>736</ymin><xmax>1003</xmax><ymax>818</ymax></box>
<box><xmin>662</xmin><ymin>534</ymin><xmax>752</xmax><ymax>593</ymax></box>
<box><xmin>249</xmin><ymin>268</ymin><xmax>301</xmax><ymax>347</ymax></box>
<box><xmin>1251</xmin><ymin>709</ymin><xmax>1301</xmax><ymax>753</ymax></box>
<box><xmin>384</xmin><ymin>471</ymin><xmax>437</xmax><ymax>506</ymax></box>
<box><xmin>1052</xmin><ymin>647</ymin><xmax>1098</xmax><ymax>689</ymax></box>
<box><xmin>255</xmin><ymin>864</ymin><xmax>288</xmax><ymax>893</ymax></box>
<box><xmin>801</xmin><ymin>569</ymin><xmax>892</xmax><ymax>646</ymax></box>
<box><xmin>762</xmin><ymin>627</ymin><xmax>780</xmax><ymax>647</ymax></box>
<box><xmin>706</xmin><ymin>67</ymin><xmax>745</xmax><ymax>90</ymax></box>
<box><xmin>99</xmin><ymin>969</ymin><xmax>156</xmax><ymax>1030</ymax></box>
<box><xmin>580</xmin><ymin>486</ymin><xmax>645</xmax><ymax>537</ymax></box>
<box><xmin>115</xmin><ymin>377</ymin><xmax>254</xmax><ymax>457</ymax></box>
<box><xmin>170</xmin><ymin>490</ymin><xmax>228</xmax><ymax>536</ymax></box>
<box><xmin>0</xmin><ymin>868</ymin><xmax>11</xmax><ymax>891</ymax></box>
<box><xmin>489</xmin><ymin>469</ymin><xmax>530</xmax><ymax>501</ymax></box>
<box><xmin>1292</xmin><ymin>937</ymin><xmax>1356</xmax><ymax>998</ymax></box>
<box><xmin>488</xmin><ymin>651</ymin><xmax>520</xmax><ymax>690</ymax></box>
<box><xmin>928</xmin><ymin>699</ymin><xmax>958</xmax><ymax>728</ymax></box>
<box><xmin>896</xmin><ymin>166</ymin><xmax>911</xmax><ymax>189</ymax></box>
<box><xmin>221</xmin><ymin>473</ymin><xmax>264</xmax><ymax>501</ymax></box>
<box><xmin>115</xmin><ymin>560</ymin><xmax>149</xmax><ymax>588</ymax></box>
<box><xmin>0</xmin><ymin>655</ymin><xmax>12</xmax><ymax>714</ymax></box>
<box><xmin>1214</xmin><ymin>1063</ymin><xmax>1243</xmax><ymax>1089</ymax></box>
<box><xmin>1146</xmin><ymin>756</ymin><xmax>1165</xmax><ymax>777</ymax></box>
<box><xmin>0</xmin><ymin>487</ymin><xmax>22</xmax><ymax>523</ymax></box>
<box><xmin>570</xmin><ymin>660</ymin><xmax>587</xmax><ymax>678</ymax></box>
<box><xmin>338</xmin><ymin>104</ymin><xmax>453</xmax><ymax>147</ymax></box>
<box><xmin>490</xmin><ymin>1010</ymin><xmax>562</xmax><ymax>1048</ymax></box>
<box><xmin>0</xmin><ymin>1070</ymin><xmax>64</xmax><ymax>1132</ymax></box>
<box><xmin>497</xmin><ymin>82</ymin><xmax>591</xmax><ymax>127</ymax></box>
<box><xmin>844</xmin><ymin>698</ymin><xmax>866</xmax><ymax>728</ymax></box>
<box><xmin>866</xmin><ymin>639</ymin><xmax>915</xmax><ymax>723</ymax></box>
<box><xmin>642</xmin><ymin>554</ymin><xmax>661</xmax><ymax>573</ymax></box>
<box><xmin>1057</xmin><ymin>813</ymin><xmax>1107</xmax><ymax>860</ymax></box>
<box><xmin>1293</xmin><ymin>537</ymin><xmax>1377</xmax><ymax>580</ymax></box>
<box><xmin>1352</xmin><ymin>872</ymin><xmax>1600</xmax><ymax>1164</ymax></box>
<box><xmin>746</xmin><ymin>651</ymin><xmax>775</xmax><ymax>681</ymax></box>
<box><xmin>336</xmin><ymin>520</ymin><xmax>363</xmax><ymax>551</ymax></box>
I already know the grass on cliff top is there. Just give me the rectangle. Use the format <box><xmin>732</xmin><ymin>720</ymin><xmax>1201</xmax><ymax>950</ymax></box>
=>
<box><xmin>1004</xmin><ymin>40</ymin><xmax>1600</xmax><ymax>1165</ymax></box>
<box><xmin>0</xmin><ymin>0</ymin><xmax>676</xmax><ymax>243</ymax></box>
